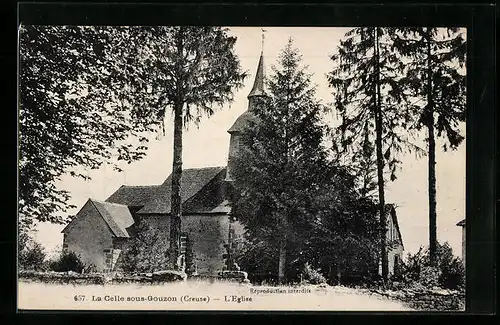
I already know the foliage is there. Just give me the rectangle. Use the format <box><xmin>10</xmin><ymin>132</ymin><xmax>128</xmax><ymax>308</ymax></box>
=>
<box><xmin>19</xmin><ymin>26</ymin><xmax>150</xmax><ymax>228</ymax></box>
<box><xmin>391</xmin><ymin>27</ymin><xmax>466</xmax><ymax>265</ymax></box>
<box><xmin>49</xmin><ymin>250</ymin><xmax>86</xmax><ymax>273</ymax></box>
<box><xmin>301</xmin><ymin>262</ymin><xmax>327</xmax><ymax>285</ymax></box>
<box><xmin>230</xmin><ymin>39</ymin><xmax>328</xmax><ymax>282</ymax></box>
<box><xmin>399</xmin><ymin>242</ymin><xmax>465</xmax><ymax>290</ymax></box>
<box><xmin>419</xmin><ymin>266</ymin><xmax>441</xmax><ymax>288</ymax></box>
<box><xmin>119</xmin><ymin>219</ymin><xmax>170</xmax><ymax>273</ymax></box>
<box><xmin>231</xmin><ymin>39</ymin><xmax>380</xmax><ymax>283</ymax></box>
<box><xmin>328</xmin><ymin>27</ymin><xmax>427</xmax><ymax>280</ymax></box>
<box><xmin>328</xmin><ymin>27</ymin><xmax>425</xmax><ymax>196</ymax></box>
<box><xmin>18</xmin><ymin>26</ymin><xmax>246</xmax><ymax>231</ymax></box>
<box><xmin>436</xmin><ymin>242</ymin><xmax>465</xmax><ymax>290</ymax></box>
<box><xmin>18</xmin><ymin>232</ymin><xmax>47</xmax><ymax>271</ymax></box>
<box><xmin>138</xmin><ymin>27</ymin><xmax>247</xmax><ymax>266</ymax></box>
<box><xmin>235</xmin><ymin>237</ymin><xmax>280</xmax><ymax>280</ymax></box>
<box><xmin>392</xmin><ymin>28</ymin><xmax>466</xmax><ymax>150</ymax></box>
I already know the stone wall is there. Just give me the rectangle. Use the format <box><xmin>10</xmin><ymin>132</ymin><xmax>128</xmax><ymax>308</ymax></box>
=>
<box><xmin>18</xmin><ymin>270</ymin><xmax>186</xmax><ymax>285</ymax></box>
<box><xmin>181</xmin><ymin>214</ymin><xmax>230</xmax><ymax>275</ymax></box>
<box><xmin>371</xmin><ymin>288</ymin><xmax>465</xmax><ymax>311</ymax></box>
<box><xmin>140</xmin><ymin>213</ymin><xmax>244</xmax><ymax>275</ymax></box>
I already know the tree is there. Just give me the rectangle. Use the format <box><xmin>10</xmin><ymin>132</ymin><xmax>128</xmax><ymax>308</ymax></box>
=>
<box><xmin>392</xmin><ymin>28</ymin><xmax>466</xmax><ymax>266</ymax></box>
<box><xmin>328</xmin><ymin>27</ymin><xmax>424</xmax><ymax>280</ymax></box>
<box><xmin>230</xmin><ymin>39</ymin><xmax>329</xmax><ymax>283</ymax></box>
<box><xmin>121</xmin><ymin>27</ymin><xmax>246</xmax><ymax>268</ymax></box>
<box><xmin>18</xmin><ymin>26</ymin><xmax>153</xmax><ymax>230</ymax></box>
<box><xmin>230</xmin><ymin>39</ymin><xmax>380</xmax><ymax>284</ymax></box>
<box><xmin>19</xmin><ymin>26</ymin><xmax>246</xmax><ymax>271</ymax></box>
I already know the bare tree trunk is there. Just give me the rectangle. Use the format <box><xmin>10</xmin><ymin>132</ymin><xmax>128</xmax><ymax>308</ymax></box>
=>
<box><xmin>374</xmin><ymin>27</ymin><xmax>389</xmax><ymax>281</ymax></box>
<box><xmin>278</xmin><ymin>213</ymin><xmax>287</xmax><ymax>284</ymax></box>
<box><xmin>169</xmin><ymin>100</ymin><xmax>183</xmax><ymax>269</ymax></box>
<box><xmin>169</xmin><ymin>27</ymin><xmax>184</xmax><ymax>269</ymax></box>
<box><xmin>426</xmin><ymin>28</ymin><xmax>438</xmax><ymax>267</ymax></box>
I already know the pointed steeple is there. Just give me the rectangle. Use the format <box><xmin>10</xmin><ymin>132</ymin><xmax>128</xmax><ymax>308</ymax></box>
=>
<box><xmin>247</xmin><ymin>51</ymin><xmax>266</xmax><ymax>98</ymax></box>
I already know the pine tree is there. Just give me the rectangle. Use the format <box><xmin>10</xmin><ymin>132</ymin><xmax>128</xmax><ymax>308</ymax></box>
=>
<box><xmin>126</xmin><ymin>27</ymin><xmax>247</xmax><ymax>268</ymax></box>
<box><xmin>392</xmin><ymin>27</ymin><xmax>466</xmax><ymax>266</ymax></box>
<box><xmin>230</xmin><ymin>39</ymin><xmax>329</xmax><ymax>283</ymax></box>
<box><xmin>328</xmin><ymin>27</ymin><xmax>424</xmax><ymax>281</ymax></box>
<box><xmin>157</xmin><ymin>27</ymin><xmax>246</xmax><ymax>268</ymax></box>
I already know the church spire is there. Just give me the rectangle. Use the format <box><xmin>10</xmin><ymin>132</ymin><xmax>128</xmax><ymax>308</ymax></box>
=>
<box><xmin>247</xmin><ymin>52</ymin><xmax>266</xmax><ymax>98</ymax></box>
<box><xmin>248</xmin><ymin>29</ymin><xmax>266</xmax><ymax>99</ymax></box>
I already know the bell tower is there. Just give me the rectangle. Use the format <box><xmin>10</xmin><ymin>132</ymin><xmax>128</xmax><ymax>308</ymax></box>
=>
<box><xmin>225</xmin><ymin>50</ymin><xmax>267</xmax><ymax>183</ymax></box>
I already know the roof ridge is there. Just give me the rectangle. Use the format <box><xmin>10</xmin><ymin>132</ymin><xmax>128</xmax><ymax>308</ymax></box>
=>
<box><xmin>183</xmin><ymin>166</ymin><xmax>225</xmax><ymax>171</ymax></box>
<box><xmin>119</xmin><ymin>184</ymin><xmax>161</xmax><ymax>188</ymax></box>
<box><xmin>90</xmin><ymin>198</ymin><xmax>129</xmax><ymax>208</ymax></box>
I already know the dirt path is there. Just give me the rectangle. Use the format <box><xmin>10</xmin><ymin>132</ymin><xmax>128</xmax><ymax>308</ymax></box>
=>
<box><xmin>18</xmin><ymin>281</ymin><xmax>413</xmax><ymax>311</ymax></box>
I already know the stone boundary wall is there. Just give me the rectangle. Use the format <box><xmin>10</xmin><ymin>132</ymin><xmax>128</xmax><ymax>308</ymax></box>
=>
<box><xmin>18</xmin><ymin>270</ymin><xmax>250</xmax><ymax>285</ymax></box>
<box><xmin>18</xmin><ymin>270</ymin><xmax>187</xmax><ymax>285</ymax></box>
<box><xmin>370</xmin><ymin>288</ymin><xmax>465</xmax><ymax>311</ymax></box>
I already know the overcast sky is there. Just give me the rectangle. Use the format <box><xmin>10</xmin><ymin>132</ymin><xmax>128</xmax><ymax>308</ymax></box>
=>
<box><xmin>32</xmin><ymin>27</ymin><xmax>466</xmax><ymax>259</ymax></box>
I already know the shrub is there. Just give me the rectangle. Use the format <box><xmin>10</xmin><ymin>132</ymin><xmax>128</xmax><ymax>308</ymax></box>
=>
<box><xmin>83</xmin><ymin>263</ymin><xmax>98</xmax><ymax>274</ymax></box>
<box><xmin>440</xmin><ymin>256</ymin><xmax>465</xmax><ymax>290</ymax></box>
<box><xmin>419</xmin><ymin>266</ymin><xmax>441</xmax><ymax>288</ymax></box>
<box><xmin>18</xmin><ymin>232</ymin><xmax>47</xmax><ymax>271</ymax></box>
<box><xmin>50</xmin><ymin>251</ymin><xmax>86</xmax><ymax>273</ymax></box>
<box><xmin>119</xmin><ymin>220</ymin><xmax>170</xmax><ymax>273</ymax></box>
<box><xmin>301</xmin><ymin>262</ymin><xmax>327</xmax><ymax>285</ymax></box>
<box><xmin>399</xmin><ymin>242</ymin><xmax>465</xmax><ymax>290</ymax></box>
<box><xmin>401</xmin><ymin>246</ymin><xmax>427</xmax><ymax>283</ymax></box>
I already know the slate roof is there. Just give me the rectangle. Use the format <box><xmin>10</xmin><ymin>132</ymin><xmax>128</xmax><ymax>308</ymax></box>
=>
<box><xmin>248</xmin><ymin>51</ymin><xmax>266</xmax><ymax>98</ymax></box>
<box><xmin>91</xmin><ymin>200</ymin><xmax>135</xmax><ymax>238</ymax></box>
<box><xmin>137</xmin><ymin>166</ymin><xmax>227</xmax><ymax>214</ymax></box>
<box><xmin>105</xmin><ymin>185</ymin><xmax>160</xmax><ymax>207</ymax></box>
<box><xmin>227</xmin><ymin>111</ymin><xmax>259</xmax><ymax>134</ymax></box>
<box><xmin>61</xmin><ymin>199</ymin><xmax>135</xmax><ymax>238</ymax></box>
<box><xmin>228</xmin><ymin>51</ymin><xmax>265</xmax><ymax>134</ymax></box>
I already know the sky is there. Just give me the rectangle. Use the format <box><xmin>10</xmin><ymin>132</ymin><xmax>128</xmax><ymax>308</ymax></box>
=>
<box><xmin>31</xmin><ymin>27</ymin><xmax>466</xmax><ymax>260</ymax></box>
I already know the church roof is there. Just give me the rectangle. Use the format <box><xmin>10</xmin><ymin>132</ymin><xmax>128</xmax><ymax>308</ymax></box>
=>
<box><xmin>137</xmin><ymin>166</ymin><xmax>226</xmax><ymax>214</ymax></box>
<box><xmin>247</xmin><ymin>51</ymin><xmax>266</xmax><ymax>98</ymax></box>
<box><xmin>91</xmin><ymin>200</ymin><xmax>135</xmax><ymax>238</ymax></box>
<box><xmin>106</xmin><ymin>185</ymin><xmax>160</xmax><ymax>207</ymax></box>
<box><xmin>62</xmin><ymin>199</ymin><xmax>135</xmax><ymax>238</ymax></box>
<box><xmin>227</xmin><ymin>111</ymin><xmax>259</xmax><ymax>134</ymax></box>
<box><xmin>228</xmin><ymin>51</ymin><xmax>266</xmax><ymax>134</ymax></box>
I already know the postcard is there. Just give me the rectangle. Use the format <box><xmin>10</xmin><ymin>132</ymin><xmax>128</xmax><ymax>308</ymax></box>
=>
<box><xmin>17</xmin><ymin>25</ymin><xmax>467</xmax><ymax>312</ymax></box>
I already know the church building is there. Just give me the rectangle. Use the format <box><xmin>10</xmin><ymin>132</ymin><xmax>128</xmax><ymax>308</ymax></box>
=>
<box><xmin>60</xmin><ymin>51</ymin><xmax>266</xmax><ymax>275</ymax></box>
<box><xmin>61</xmin><ymin>49</ymin><xmax>404</xmax><ymax>278</ymax></box>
